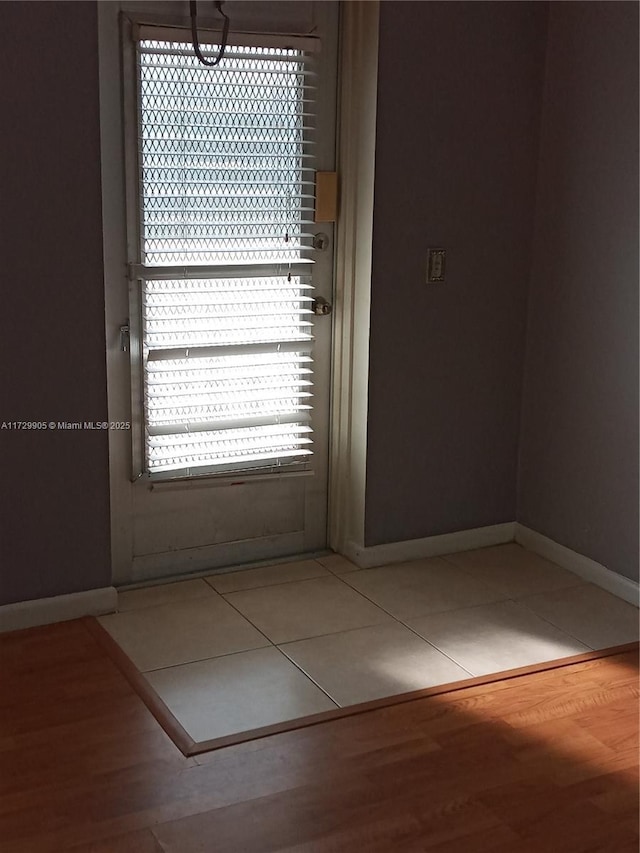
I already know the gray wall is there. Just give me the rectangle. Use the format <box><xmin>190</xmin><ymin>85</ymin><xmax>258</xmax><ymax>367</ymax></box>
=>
<box><xmin>365</xmin><ymin>1</ymin><xmax>547</xmax><ymax>545</ymax></box>
<box><xmin>518</xmin><ymin>2</ymin><xmax>639</xmax><ymax>581</ymax></box>
<box><xmin>0</xmin><ymin>2</ymin><xmax>111</xmax><ymax>605</ymax></box>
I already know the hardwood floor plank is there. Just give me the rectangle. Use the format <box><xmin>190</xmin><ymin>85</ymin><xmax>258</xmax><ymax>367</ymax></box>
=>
<box><xmin>66</xmin><ymin>829</ymin><xmax>164</xmax><ymax>853</ymax></box>
<box><xmin>0</xmin><ymin>621</ymin><xmax>636</xmax><ymax>853</ymax></box>
<box><xmin>573</xmin><ymin>701</ymin><xmax>640</xmax><ymax>752</ymax></box>
<box><xmin>418</xmin><ymin>823</ymin><xmax>521</xmax><ymax>853</ymax></box>
<box><xmin>588</xmin><ymin>772</ymin><xmax>640</xmax><ymax>816</ymax></box>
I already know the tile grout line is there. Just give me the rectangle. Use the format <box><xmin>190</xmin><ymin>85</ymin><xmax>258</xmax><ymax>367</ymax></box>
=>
<box><xmin>141</xmin><ymin>641</ymin><xmax>272</xmax><ymax>676</ymax></box>
<box><xmin>443</xmin><ymin>557</ymin><xmax>622</xmax><ymax>651</ymax></box>
<box><xmin>138</xmin><ymin>559</ymin><xmax>474</xmax><ymax>698</ymax></box>
<box><xmin>219</xmin><ymin>567</ymin><xmax>396</xmax><ymax>645</ymax></box>
<box><xmin>116</xmin><ymin>580</ymin><xmax>217</xmax><ymax>613</ymax></box>
<box><xmin>325</xmin><ymin>563</ymin><xmax>480</xmax><ymax>677</ymax></box>
<box><xmin>273</xmin><ymin>645</ymin><xmax>342</xmax><ymax>709</ymax></box>
<box><xmin>328</xmin><ymin>561</ymin><xmax>595</xmax><ymax>676</ymax></box>
<box><xmin>116</xmin><ymin>561</ymin><xmax>335</xmax><ymax>614</ymax></box>
<box><xmin>203</xmin><ymin>574</ymin><xmax>381</xmax><ymax>710</ymax></box>
<box><xmin>231</xmin><ymin>557</ymin><xmax>563</xmax><ymax>707</ymax></box>
<box><xmin>113</xmin><ymin>561</ymin><xmax>387</xmax><ymax>679</ymax></box>
<box><xmin>118</xmin><ymin>551</ymin><xmax>333</xmax><ymax>594</ymax></box>
<box><xmin>213</xmin><ymin>592</ymin><xmax>280</xmax><ymax>652</ymax></box>
<box><xmin>509</xmin><ymin>594</ymin><xmax>598</xmax><ymax>651</ymax></box>
<box><xmin>116</xmin><ymin>552</ymin><xmax>604</xmax><ymax>695</ymax></box>
<box><xmin>395</xmin><ymin>597</ymin><xmax>596</xmax><ymax>675</ymax></box>
<box><xmin>107</xmin><ymin>587</ymin><xmax>277</xmax><ymax>675</ymax></box>
<box><xmin>115</xmin><ymin>557</ymin><xmax>362</xmax><ymax>614</ymax></box>
<box><xmin>425</xmin><ymin>552</ymin><xmax>589</xmax><ymax>605</ymax></box>
<box><xmin>113</xmin><ymin>560</ymin><xmax>347</xmax><ymax>671</ymax></box>
<box><xmin>203</xmin><ymin>560</ymin><xmax>334</xmax><ymax>595</ymax></box>
<box><xmin>172</xmin><ymin>566</ymin><xmax>346</xmax><ymax>711</ymax></box>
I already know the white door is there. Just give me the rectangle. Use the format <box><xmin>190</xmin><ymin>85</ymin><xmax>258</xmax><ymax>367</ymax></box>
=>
<box><xmin>113</xmin><ymin>3</ymin><xmax>338</xmax><ymax>584</ymax></box>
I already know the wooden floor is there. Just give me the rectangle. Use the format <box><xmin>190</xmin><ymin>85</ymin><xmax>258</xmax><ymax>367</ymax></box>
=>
<box><xmin>1</xmin><ymin>619</ymin><xmax>638</xmax><ymax>853</ymax></box>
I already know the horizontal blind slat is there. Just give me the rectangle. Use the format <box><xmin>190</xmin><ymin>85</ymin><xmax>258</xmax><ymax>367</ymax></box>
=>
<box><xmin>147</xmin><ymin>412</ymin><xmax>312</xmax><ymax>435</ymax></box>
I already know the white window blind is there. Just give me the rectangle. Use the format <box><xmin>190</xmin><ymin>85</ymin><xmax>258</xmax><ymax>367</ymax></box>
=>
<box><xmin>134</xmin><ymin>32</ymin><xmax>318</xmax><ymax>478</ymax></box>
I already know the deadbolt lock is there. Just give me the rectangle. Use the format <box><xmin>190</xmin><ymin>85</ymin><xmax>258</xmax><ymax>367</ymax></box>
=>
<box><xmin>312</xmin><ymin>232</ymin><xmax>330</xmax><ymax>251</ymax></box>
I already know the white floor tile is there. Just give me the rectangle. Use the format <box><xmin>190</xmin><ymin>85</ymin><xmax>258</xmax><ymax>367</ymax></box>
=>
<box><xmin>442</xmin><ymin>544</ymin><xmax>584</xmax><ymax>598</ymax></box>
<box><xmin>145</xmin><ymin>647</ymin><xmax>337</xmax><ymax>742</ymax></box>
<box><xmin>280</xmin><ymin>622</ymin><xmax>471</xmax><ymax>706</ymax></box>
<box><xmin>406</xmin><ymin>600</ymin><xmax>589</xmax><ymax>676</ymax></box>
<box><xmin>342</xmin><ymin>558</ymin><xmax>507</xmax><ymax>620</ymax></box>
<box><xmin>206</xmin><ymin>559</ymin><xmax>329</xmax><ymax>594</ymax></box>
<box><xmin>224</xmin><ymin>575</ymin><xmax>392</xmax><ymax>644</ymax></box>
<box><xmin>99</xmin><ymin>596</ymin><xmax>268</xmax><ymax>672</ymax></box>
<box><xmin>117</xmin><ymin>579</ymin><xmax>216</xmax><ymax>612</ymax></box>
<box><xmin>517</xmin><ymin>584</ymin><xmax>639</xmax><ymax>649</ymax></box>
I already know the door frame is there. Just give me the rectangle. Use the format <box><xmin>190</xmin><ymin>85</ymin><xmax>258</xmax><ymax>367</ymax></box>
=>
<box><xmin>98</xmin><ymin>1</ymin><xmax>380</xmax><ymax>586</ymax></box>
<box><xmin>328</xmin><ymin>0</ymin><xmax>379</xmax><ymax>557</ymax></box>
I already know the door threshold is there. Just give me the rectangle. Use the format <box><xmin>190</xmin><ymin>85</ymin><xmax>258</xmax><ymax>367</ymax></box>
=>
<box><xmin>116</xmin><ymin>549</ymin><xmax>333</xmax><ymax>593</ymax></box>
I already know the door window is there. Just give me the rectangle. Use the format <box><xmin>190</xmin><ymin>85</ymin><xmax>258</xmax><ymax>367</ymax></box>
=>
<box><xmin>131</xmin><ymin>31</ymin><xmax>319</xmax><ymax>478</ymax></box>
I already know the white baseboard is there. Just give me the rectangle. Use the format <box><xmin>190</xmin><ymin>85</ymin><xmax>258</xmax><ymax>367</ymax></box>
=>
<box><xmin>0</xmin><ymin>586</ymin><xmax>118</xmax><ymax>634</ymax></box>
<box><xmin>344</xmin><ymin>522</ymin><xmax>639</xmax><ymax>607</ymax></box>
<box><xmin>345</xmin><ymin>522</ymin><xmax>516</xmax><ymax>569</ymax></box>
<box><xmin>515</xmin><ymin>525</ymin><xmax>639</xmax><ymax>606</ymax></box>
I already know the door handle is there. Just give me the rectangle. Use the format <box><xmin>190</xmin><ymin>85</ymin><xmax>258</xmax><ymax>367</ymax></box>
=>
<box><xmin>311</xmin><ymin>296</ymin><xmax>333</xmax><ymax>316</ymax></box>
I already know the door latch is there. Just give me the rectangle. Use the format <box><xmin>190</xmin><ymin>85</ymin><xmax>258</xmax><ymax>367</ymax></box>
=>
<box><xmin>120</xmin><ymin>323</ymin><xmax>130</xmax><ymax>352</ymax></box>
<box><xmin>311</xmin><ymin>296</ymin><xmax>332</xmax><ymax>316</ymax></box>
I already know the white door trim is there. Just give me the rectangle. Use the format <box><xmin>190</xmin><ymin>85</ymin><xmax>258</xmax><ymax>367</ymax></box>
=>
<box><xmin>98</xmin><ymin>2</ymin><xmax>134</xmax><ymax>586</ymax></box>
<box><xmin>328</xmin><ymin>0</ymin><xmax>380</xmax><ymax>555</ymax></box>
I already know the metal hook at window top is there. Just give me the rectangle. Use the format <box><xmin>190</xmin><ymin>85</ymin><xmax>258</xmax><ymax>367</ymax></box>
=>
<box><xmin>190</xmin><ymin>0</ymin><xmax>230</xmax><ymax>67</ymax></box>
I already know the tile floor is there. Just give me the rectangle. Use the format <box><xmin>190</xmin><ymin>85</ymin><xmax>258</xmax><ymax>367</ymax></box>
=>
<box><xmin>99</xmin><ymin>545</ymin><xmax>639</xmax><ymax>744</ymax></box>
